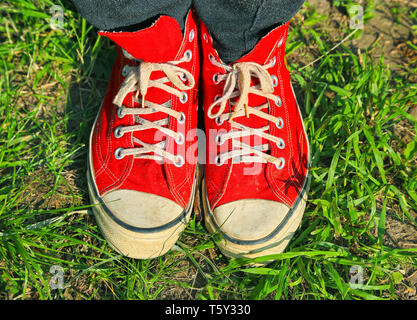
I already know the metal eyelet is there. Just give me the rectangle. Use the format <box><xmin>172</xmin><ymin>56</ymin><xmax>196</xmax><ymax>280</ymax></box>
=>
<box><xmin>208</xmin><ymin>54</ymin><xmax>215</xmax><ymax>63</ymax></box>
<box><xmin>276</xmin><ymin>138</ymin><xmax>285</xmax><ymax>149</ymax></box>
<box><xmin>114</xmin><ymin>147</ymin><xmax>125</xmax><ymax>160</ymax></box>
<box><xmin>275</xmin><ymin>96</ymin><xmax>282</xmax><ymax>107</ymax></box>
<box><xmin>270</xmin><ymin>56</ymin><xmax>276</xmax><ymax>67</ymax></box>
<box><xmin>203</xmin><ymin>34</ymin><xmax>208</xmax><ymax>43</ymax></box>
<box><xmin>180</xmin><ymin>92</ymin><xmax>188</xmax><ymax>103</ymax></box>
<box><xmin>277</xmin><ymin>37</ymin><xmax>284</xmax><ymax>48</ymax></box>
<box><xmin>189</xmin><ymin>29</ymin><xmax>195</xmax><ymax>42</ymax></box>
<box><xmin>275</xmin><ymin>157</ymin><xmax>285</xmax><ymax>170</ymax></box>
<box><xmin>213</xmin><ymin>73</ymin><xmax>220</xmax><ymax>84</ymax></box>
<box><xmin>117</xmin><ymin>107</ymin><xmax>125</xmax><ymax>119</ymax></box>
<box><xmin>121</xmin><ymin>65</ymin><xmax>129</xmax><ymax>77</ymax></box>
<box><xmin>184</xmin><ymin>50</ymin><xmax>192</xmax><ymax>62</ymax></box>
<box><xmin>275</xmin><ymin>117</ymin><xmax>284</xmax><ymax>129</ymax></box>
<box><xmin>114</xmin><ymin>126</ymin><xmax>124</xmax><ymax>138</ymax></box>
<box><xmin>272</xmin><ymin>75</ymin><xmax>278</xmax><ymax>87</ymax></box>
<box><xmin>176</xmin><ymin>133</ymin><xmax>185</xmax><ymax>145</ymax></box>
<box><xmin>174</xmin><ymin>155</ymin><xmax>185</xmax><ymax>167</ymax></box>
<box><xmin>215</xmin><ymin>154</ymin><xmax>225</xmax><ymax>166</ymax></box>
<box><xmin>215</xmin><ymin>116</ymin><xmax>224</xmax><ymax>126</ymax></box>
<box><xmin>178</xmin><ymin>112</ymin><xmax>186</xmax><ymax>124</ymax></box>
<box><xmin>215</xmin><ymin>134</ymin><xmax>224</xmax><ymax>146</ymax></box>
<box><xmin>180</xmin><ymin>73</ymin><xmax>188</xmax><ymax>82</ymax></box>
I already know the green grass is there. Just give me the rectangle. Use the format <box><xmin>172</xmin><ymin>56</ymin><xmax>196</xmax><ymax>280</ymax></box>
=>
<box><xmin>0</xmin><ymin>0</ymin><xmax>416</xmax><ymax>300</ymax></box>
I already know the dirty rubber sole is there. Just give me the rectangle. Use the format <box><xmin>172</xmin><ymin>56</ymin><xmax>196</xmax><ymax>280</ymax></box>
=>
<box><xmin>202</xmin><ymin>175</ymin><xmax>309</xmax><ymax>262</ymax></box>
<box><xmin>87</xmin><ymin>166</ymin><xmax>197</xmax><ymax>259</ymax></box>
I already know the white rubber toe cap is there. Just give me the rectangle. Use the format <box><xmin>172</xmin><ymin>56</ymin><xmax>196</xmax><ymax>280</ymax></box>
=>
<box><xmin>101</xmin><ymin>189</ymin><xmax>183</xmax><ymax>228</ymax></box>
<box><xmin>213</xmin><ymin>199</ymin><xmax>290</xmax><ymax>241</ymax></box>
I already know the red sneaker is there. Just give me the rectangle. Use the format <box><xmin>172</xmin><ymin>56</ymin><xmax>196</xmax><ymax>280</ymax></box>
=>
<box><xmin>200</xmin><ymin>21</ymin><xmax>310</xmax><ymax>259</ymax></box>
<box><xmin>87</xmin><ymin>11</ymin><xmax>200</xmax><ymax>259</ymax></box>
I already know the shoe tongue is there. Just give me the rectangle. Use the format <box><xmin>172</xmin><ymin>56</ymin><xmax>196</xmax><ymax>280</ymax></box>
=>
<box><xmin>98</xmin><ymin>15</ymin><xmax>183</xmax><ymax>63</ymax></box>
<box><xmin>236</xmin><ymin>21</ymin><xmax>289</xmax><ymax>64</ymax></box>
<box><xmin>229</xmin><ymin>22</ymin><xmax>290</xmax><ymax>147</ymax></box>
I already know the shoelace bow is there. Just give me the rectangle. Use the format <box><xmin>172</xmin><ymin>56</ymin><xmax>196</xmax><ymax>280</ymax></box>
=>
<box><xmin>112</xmin><ymin>54</ymin><xmax>195</xmax><ymax>166</ymax></box>
<box><xmin>207</xmin><ymin>60</ymin><xmax>286</xmax><ymax>168</ymax></box>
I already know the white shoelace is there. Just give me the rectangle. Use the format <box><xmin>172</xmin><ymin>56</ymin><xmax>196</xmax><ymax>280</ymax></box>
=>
<box><xmin>207</xmin><ymin>57</ymin><xmax>286</xmax><ymax>169</ymax></box>
<box><xmin>112</xmin><ymin>51</ymin><xmax>195</xmax><ymax>167</ymax></box>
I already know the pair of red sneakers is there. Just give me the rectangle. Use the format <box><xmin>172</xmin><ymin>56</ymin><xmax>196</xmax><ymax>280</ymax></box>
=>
<box><xmin>87</xmin><ymin>11</ymin><xmax>310</xmax><ymax>260</ymax></box>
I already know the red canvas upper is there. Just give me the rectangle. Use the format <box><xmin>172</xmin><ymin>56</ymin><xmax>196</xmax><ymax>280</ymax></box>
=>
<box><xmin>200</xmin><ymin>20</ymin><xmax>310</xmax><ymax>209</ymax></box>
<box><xmin>91</xmin><ymin>12</ymin><xmax>200</xmax><ymax>208</ymax></box>
<box><xmin>99</xmin><ymin>16</ymin><xmax>183</xmax><ymax>63</ymax></box>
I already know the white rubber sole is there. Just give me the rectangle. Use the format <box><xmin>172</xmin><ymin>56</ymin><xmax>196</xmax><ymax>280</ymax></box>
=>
<box><xmin>87</xmin><ymin>167</ymin><xmax>197</xmax><ymax>259</ymax></box>
<box><xmin>202</xmin><ymin>175</ymin><xmax>309</xmax><ymax>261</ymax></box>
